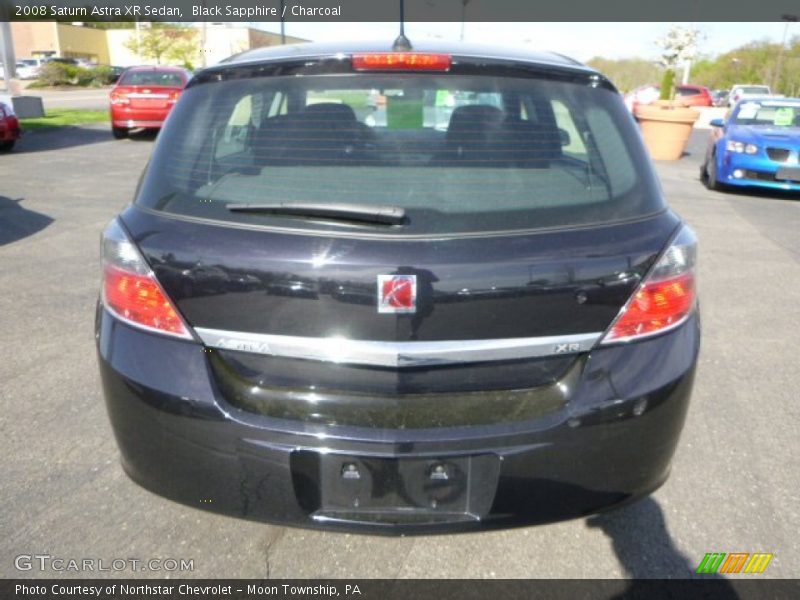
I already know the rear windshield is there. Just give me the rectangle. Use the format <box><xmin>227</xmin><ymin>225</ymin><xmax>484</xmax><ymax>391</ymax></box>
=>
<box><xmin>120</xmin><ymin>70</ymin><xmax>185</xmax><ymax>87</ymax></box>
<box><xmin>135</xmin><ymin>68</ymin><xmax>663</xmax><ymax>235</ymax></box>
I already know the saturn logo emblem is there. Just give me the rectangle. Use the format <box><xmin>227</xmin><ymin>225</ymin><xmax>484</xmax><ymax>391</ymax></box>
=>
<box><xmin>377</xmin><ymin>274</ymin><xmax>417</xmax><ymax>314</ymax></box>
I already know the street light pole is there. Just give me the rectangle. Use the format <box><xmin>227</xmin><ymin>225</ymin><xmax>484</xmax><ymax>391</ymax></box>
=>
<box><xmin>773</xmin><ymin>14</ymin><xmax>798</xmax><ymax>92</ymax></box>
<box><xmin>134</xmin><ymin>19</ymin><xmax>142</xmax><ymax>64</ymax></box>
<box><xmin>460</xmin><ymin>1</ymin><xmax>469</xmax><ymax>42</ymax></box>
<box><xmin>201</xmin><ymin>0</ymin><xmax>208</xmax><ymax>68</ymax></box>
<box><xmin>0</xmin><ymin>21</ymin><xmax>17</xmax><ymax>94</ymax></box>
<box><xmin>280</xmin><ymin>0</ymin><xmax>286</xmax><ymax>44</ymax></box>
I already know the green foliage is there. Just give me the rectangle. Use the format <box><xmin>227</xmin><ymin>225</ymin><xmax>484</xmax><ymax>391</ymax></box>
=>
<box><xmin>659</xmin><ymin>69</ymin><xmax>675</xmax><ymax>101</ymax></box>
<box><xmin>30</xmin><ymin>62</ymin><xmax>117</xmax><ymax>88</ymax></box>
<box><xmin>124</xmin><ymin>26</ymin><xmax>199</xmax><ymax>67</ymax></box>
<box><xmin>691</xmin><ymin>36</ymin><xmax>800</xmax><ymax>95</ymax></box>
<box><xmin>31</xmin><ymin>62</ymin><xmax>79</xmax><ymax>87</ymax></box>
<box><xmin>588</xmin><ymin>35</ymin><xmax>800</xmax><ymax>97</ymax></box>
<box><xmin>164</xmin><ymin>29</ymin><xmax>199</xmax><ymax>70</ymax></box>
<box><xmin>86</xmin><ymin>65</ymin><xmax>117</xmax><ymax>86</ymax></box>
<box><xmin>585</xmin><ymin>57</ymin><xmax>661</xmax><ymax>92</ymax></box>
<box><xmin>81</xmin><ymin>22</ymin><xmax>137</xmax><ymax>29</ymax></box>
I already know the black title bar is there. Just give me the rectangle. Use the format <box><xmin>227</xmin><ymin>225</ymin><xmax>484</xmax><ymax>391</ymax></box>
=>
<box><xmin>1</xmin><ymin>0</ymin><xmax>799</xmax><ymax>22</ymax></box>
<box><xmin>2</xmin><ymin>579</ymin><xmax>800</xmax><ymax>600</ymax></box>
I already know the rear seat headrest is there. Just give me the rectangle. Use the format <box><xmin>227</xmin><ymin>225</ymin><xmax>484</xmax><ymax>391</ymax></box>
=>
<box><xmin>302</xmin><ymin>102</ymin><xmax>358</xmax><ymax>123</ymax></box>
<box><xmin>446</xmin><ymin>105</ymin><xmax>505</xmax><ymax>146</ymax></box>
<box><xmin>254</xmin><ymin>103</ymin><xmax>361</xmax><ymax>165</ymax></box>
<box><xmin>436</xmin><ymin>104</ymin><xmax>562</xmax><ymax>166</ymax></box>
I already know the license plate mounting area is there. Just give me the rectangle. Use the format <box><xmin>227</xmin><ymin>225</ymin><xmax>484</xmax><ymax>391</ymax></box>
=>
<box><xmin>291</xmin><ymin>451</ymin><xmax>501</xmax><ymax>525</ymax></box>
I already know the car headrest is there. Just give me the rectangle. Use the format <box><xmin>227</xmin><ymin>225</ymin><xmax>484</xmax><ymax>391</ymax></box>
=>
<box><xmin>302</xmin><ymin>102</ymin><xmax>358</xmax><ymax>124</ymax></box>
<box><xmin>446</xmin><ymin>105</ymin><xmax>505</xmax><ymax>147</ymax></box>
<box><xmin>253</xmin><ymin>104</ymin><xmax>361</xmax><ymax>166</ymax></box>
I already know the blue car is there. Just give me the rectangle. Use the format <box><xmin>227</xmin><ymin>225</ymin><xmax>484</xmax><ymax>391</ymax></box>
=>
<box><xmin>702</xmin><ymin>97</ymin><xmax>800</xmax><ymax>192</ymax></box>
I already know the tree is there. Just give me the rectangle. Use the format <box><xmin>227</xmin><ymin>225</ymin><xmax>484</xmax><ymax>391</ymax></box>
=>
<box><xmin>586</xmin><ymin>57</ymin><xmax>662</xmax><ymax>92</ymax></box>
<box><xmin>83</xmin><ymin>22</ymin><xmax>136</xmax><ymax>29</ymax></box>
<box><xmin>588</xmin><ymin>34</ymin><xmax>800</xmax><ymax>96</ymax></box>
<box><xmin>655</xmin><ymin>25</ymin><xmax>703</xmax><ymax>100</ymax></box>
<box><xmin>124</xmin><ymin>26</ymin><xmax>198</xmax><ymax>67</ymax></box>
<box><xmin>690</xmin><ymin>37</ymin><xmax>800</xmax><ymax>94</ymax></box>
<box><xmin>163</xmin><ymin>28</ymin><xmax>199</xmax><ymax>70</ymax></box>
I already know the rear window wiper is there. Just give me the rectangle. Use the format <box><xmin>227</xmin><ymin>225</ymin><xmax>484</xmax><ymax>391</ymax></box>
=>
<box><xmin>226</xmin><ymin>202</ymin><xmax>406</xmax><ymax>226</ymax></box>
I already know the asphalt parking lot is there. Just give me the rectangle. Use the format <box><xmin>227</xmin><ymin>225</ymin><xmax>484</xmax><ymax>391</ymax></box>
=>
<box><xmin>1</xmin><ymin>124</ymin><xmax>798</xmax><ymax>580</ymax></box>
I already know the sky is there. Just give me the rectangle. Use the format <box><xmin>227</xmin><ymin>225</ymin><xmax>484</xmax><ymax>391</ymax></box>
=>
<box><xmin>250</xmin><ymin>22</ymin><xmax>796</xmax><ymax>62</ymax></box>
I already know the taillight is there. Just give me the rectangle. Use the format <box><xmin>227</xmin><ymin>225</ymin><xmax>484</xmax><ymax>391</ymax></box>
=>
<box><xmin>101</xmin><ymin>219</ymin><xmax>192</xmax><ymax>339</ymax></box>
<box><xmin>352</xmin><ymin>53</ymin><xmax>451</xmax><ymax>71</ymax></box>
<box><xmin>601</xmin><ymin>226</ymin><xmax>697</xmax><ymax>344</ymax></box>
<box><xmin>110</xmin><ymin>90</ymin><xmax>130</xmax><ymax>105</ymax></box>
<box><xmin>167</xmin><ymin>90</ymin><xmax>181</xmax><ymax>105</ymax></box>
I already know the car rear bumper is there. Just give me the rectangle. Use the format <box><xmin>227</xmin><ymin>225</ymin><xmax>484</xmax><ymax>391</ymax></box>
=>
<box><xmin>96</xmin><ymin>306</ymin><xmax>700</xmax><ymax>533</ymax></box>
<box><xmin>111</xmin><ymin>107</ymin><xmax>169</xmax><ymax>129</ymax></box>
<box><xmin>111</xmin><ymin>118</ymin><xmax>166</xmax><ymax>129</ymax></box>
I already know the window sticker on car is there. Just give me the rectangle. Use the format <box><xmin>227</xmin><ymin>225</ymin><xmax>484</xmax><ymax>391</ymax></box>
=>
<box><xmin>737</xmin><ymin>103</ymin><xmax>760</xmax><ymax>119</ymax></box>
<box><xmin>773</xmin><ymin>107</ymin><xmax>794</xmax><ymax>127</ymax></box>
<box><xmin>435</xmin><ymin>89</ymin><xmax>454</xmax><ymax>107</ymax></box>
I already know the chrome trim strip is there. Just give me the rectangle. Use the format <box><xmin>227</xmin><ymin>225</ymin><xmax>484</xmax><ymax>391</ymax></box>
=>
<box><xmin>195</xmin><ymin>328</ymin><xmax>602</xmax><ymax>368</ymax></box>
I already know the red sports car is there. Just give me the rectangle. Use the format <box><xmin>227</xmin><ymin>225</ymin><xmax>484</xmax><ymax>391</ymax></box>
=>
<box><xmin>0</xmin><ymin>102</ymin><xmax>21</xmax><ymax>151</ymax></box>
<box><xmin>109</xmin><ymin>66</ymin><xmax>190</xmax><ymax>139</ymax></box>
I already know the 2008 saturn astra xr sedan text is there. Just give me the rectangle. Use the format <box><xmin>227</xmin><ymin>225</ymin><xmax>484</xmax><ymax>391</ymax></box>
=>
<box><xmin>96</xmin><ymin>41</ymin><xmax>700</xmax><ymax>533</ymax></box>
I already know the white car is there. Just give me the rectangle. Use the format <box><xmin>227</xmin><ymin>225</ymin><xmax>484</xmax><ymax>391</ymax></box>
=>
<box><xmin>0</xmin><ymin>60</ymin><xmax>44</xmax><ymax>80</ymax></box>
<box><xmin>16</xmin><ymin>64</ymin><xmax>39</xmax><ymax>80</ymax></box>
<box><xmin>728</xmin><ymin>84</ymin><xmax>771</xmax><ymax>107</ymax></box>
<box><xmin>622</xmin><ymin>85</ymin><xmax>661</xmax><ymax>112</ymax></box>
<box><xmin>18</xmin><ymin>58</ymin><xmax>45</xmax><ymax>79</ymax></box>
<box><xmin>0</xmin><ymin>62</ymin><xmax>31</xmax><ymax>80</ymax></box>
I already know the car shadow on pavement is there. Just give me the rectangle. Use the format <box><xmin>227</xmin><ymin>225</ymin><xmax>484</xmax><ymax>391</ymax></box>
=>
<box><xmin>586</xmin><ymin>497</ymin><xmax>738</xmax><ymax>595</ymax></box>
<box><xmin>14</xmin><ymin>125</ymin><xmax>160</xmax><ymax>153</ymax></box>
<box><xmin>13</xmin><ymin>125</ymin><xmax>114</xmax><ymax>154</ymax></box>
<box><xmin>0</xmin><ymin>196</ymin><xmax>54</xmax><ymax>247</ymax></box>
<box><xmin>718</xmin><ymin>185</ymin><xmax>800</xmax><ymax>202</ymax></box>
<box><xmin>126</xmin><ymin>129</ymin><xmax>159</xmax><ymax>142</ymax></box>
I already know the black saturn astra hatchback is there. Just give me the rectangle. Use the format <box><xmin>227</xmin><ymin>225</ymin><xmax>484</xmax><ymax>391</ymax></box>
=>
<box><xmin>96</xmin><ymin>41</ymin><xmax>700</xmax><ymax>532</ymax></box>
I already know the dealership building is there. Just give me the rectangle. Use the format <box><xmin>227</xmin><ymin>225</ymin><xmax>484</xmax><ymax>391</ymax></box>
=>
<box><xmin>10</xmin><ymin>22</ymin><xmax>306</xmax><ymax>66</ymax></box>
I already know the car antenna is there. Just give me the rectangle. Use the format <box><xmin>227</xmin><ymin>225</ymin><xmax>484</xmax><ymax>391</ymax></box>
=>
<box><xmin>392</xmin><ymin>0</ymin><xmax>412</xmax><ymax>51</ymax></box>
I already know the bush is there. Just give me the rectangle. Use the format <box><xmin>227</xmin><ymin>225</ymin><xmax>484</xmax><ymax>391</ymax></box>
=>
<box><xmin>88</xmin><ymin>65</ymin><xmax>116</xmax><ymax>86</ymax></box>
<box><xmin>35</xmin><ymin>62</ymin><xmax>80</xmax><ymax>86</ymax></box>
<box><xmin>32</xmin><ymin>62</ymin><xmax>117</xmax><ymax>88</ymax></box>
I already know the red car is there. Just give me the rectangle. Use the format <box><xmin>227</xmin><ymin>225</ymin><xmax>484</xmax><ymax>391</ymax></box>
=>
<box><xmin>675</xmin><ymin>84</ymin><xmax>714</xmax><ymax>107</ymax></box>
<box><xmin>0</xmin><ymin>102</ymin><xmax>21</xmax><ymax>151</ymax></box>
<box><xmin>109</xmin><ymin>66</ymin><xmax>190</xmax><ymax>139</ymax></box>
<box><xmin>624</xmin><ymin>83</ymin><xmax>713</xmax><ymax>111</ymax></box>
